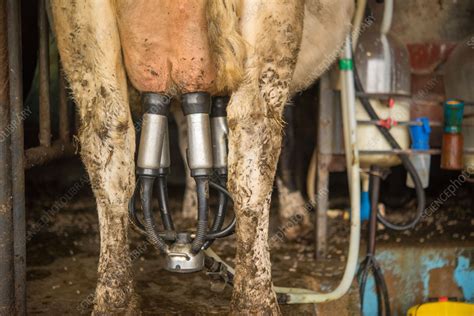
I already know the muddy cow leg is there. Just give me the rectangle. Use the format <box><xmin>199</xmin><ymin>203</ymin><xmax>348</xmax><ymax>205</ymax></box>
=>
<box><xmin>171</xmin><ymin>102</ymin><xmax>198</xmax><ymax>219</ymax></box>
<box><xmin>227</xmin><ymin>1</ymin><xmax>304</xmax><ymax>314</ymax></box>
<box><xmin>50</xmin><ymin>1</ymin><xmax>138</xmax><ymax>314</ymax></box>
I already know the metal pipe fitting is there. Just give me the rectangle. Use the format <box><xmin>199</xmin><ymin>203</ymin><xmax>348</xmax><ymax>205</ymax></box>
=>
<box><xmin>211</xmin><ymin>96</ymin><xmax>229</xmax><ymax>174</ymax></box>
<box><xmin>182</xmin><ymin>92</ymin><xmax>213</xmax><ymax>176</ymax></box>
<box><xmin>166</xmin><ymin>233</ymin><xmax>205</xmax><ymax>273</ymax></box>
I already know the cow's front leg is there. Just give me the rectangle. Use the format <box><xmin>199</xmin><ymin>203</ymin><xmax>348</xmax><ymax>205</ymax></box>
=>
<box><xmin>228</xmin><ymin>1</ymin><xmax>304</xmax><ymax>314</ymax></box>
<box><xmin>277</xmin><ymin>104</ymin><xmax>311</xmax><ymax>240</ymax></box>
<box><xmin>50</xmin><ymin>1</ymin><xmax>138</xmax><ymax>314</ymax></box>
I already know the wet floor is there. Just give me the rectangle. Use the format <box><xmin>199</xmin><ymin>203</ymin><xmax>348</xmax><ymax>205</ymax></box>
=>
<box><xmin>25</xmin><ymin>159</ymin><xmax>473</xmax><ymax>315</ymax></box>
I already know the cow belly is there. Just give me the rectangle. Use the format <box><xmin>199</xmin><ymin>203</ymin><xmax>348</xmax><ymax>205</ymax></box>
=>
<box><xmin>116</xmin><ymin>0</ymin><xmax>216</xmax><ymax>94</ymax></box>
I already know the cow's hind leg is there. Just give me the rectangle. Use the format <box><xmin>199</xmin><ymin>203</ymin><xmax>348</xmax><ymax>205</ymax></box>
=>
<box><xmin>50</xmin><ymin>1</ymin><xmax>138</xmax><ymax>314</ymax></box>
<box><xmin>227</xmin><ymin>1</ymin><xmax>304</xmax><ymax>314</ymax></box>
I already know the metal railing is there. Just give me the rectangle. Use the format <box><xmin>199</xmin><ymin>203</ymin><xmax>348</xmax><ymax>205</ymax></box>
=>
<box><xmin>1</xmin><ymin>0</ymin><xmax>75</xmax><ymax>314</ymax></box>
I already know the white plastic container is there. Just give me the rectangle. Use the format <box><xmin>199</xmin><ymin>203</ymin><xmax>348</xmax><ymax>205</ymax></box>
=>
<box><xmin>406</xmin><ymin>154</ymin><xmax>430</xmax><ymax>188</ymax></box>
<box><xmin>356</xmin><ymin>98</ymin><xmax>411</xmax><ymax>168</ymax></box>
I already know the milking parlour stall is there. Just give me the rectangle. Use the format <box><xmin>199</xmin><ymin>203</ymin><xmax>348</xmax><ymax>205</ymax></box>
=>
<box><xmin>1</xmin><ymin>0</ymin><xmax>474</xmax><ymax>315</ymax></box>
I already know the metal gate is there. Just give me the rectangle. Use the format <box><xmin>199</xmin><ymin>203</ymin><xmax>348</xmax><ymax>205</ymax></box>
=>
<box><xmin>1</xmin><ymin>0</ymin><xmax>75</xmax><ymax>314</ymax></box>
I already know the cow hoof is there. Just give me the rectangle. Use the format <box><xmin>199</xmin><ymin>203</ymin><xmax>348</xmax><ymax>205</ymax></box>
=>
<box><xmin>93</xmin><ymin>284</ymin><xmax>140</xmax><ymax>316</ymax></box>
<box><xmin>282</xmin><ymin>218</ymin><xmax>312</xmax><ymax>241</ymax></box>
<box><xmin>92</xmin><ymin>296</ymin><xmax>140</xmax><ymax>316</ymax></box>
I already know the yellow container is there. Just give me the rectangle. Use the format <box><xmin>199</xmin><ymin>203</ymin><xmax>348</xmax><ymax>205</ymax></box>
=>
<box><xmin>407</xmin><ymin>301</ymin><xmax>474</xmax><ymax>316</ymax></box>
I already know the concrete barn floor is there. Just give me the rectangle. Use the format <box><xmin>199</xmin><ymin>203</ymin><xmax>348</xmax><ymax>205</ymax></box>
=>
<box><xmin>25</xmin><ymin>158</ymin><xmax>473</xmax><ymax>315</ymax></box>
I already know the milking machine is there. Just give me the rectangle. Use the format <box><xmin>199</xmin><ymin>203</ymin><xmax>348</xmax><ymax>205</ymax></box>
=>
<box><xmin>354</xmin><ymin>0</ymin><xmax>430</xmax><ymax>314</ymax></box>
<box><xmin>128</xmin><ymin>0</ymin><xmax>437</xmax><ymax>310</ymax></box>
<box><xmin>129</xmin><ymin>92</ymin><xmax>235</xmax><ymax>274</ymax></box>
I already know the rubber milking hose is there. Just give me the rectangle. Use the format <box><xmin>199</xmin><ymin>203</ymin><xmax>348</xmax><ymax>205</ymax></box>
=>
<box><xmin>128</xmin><ymin>180</ymin><xmax>147</xmax><ymax>234</ymax></box>
<box><xmin>191</xmin><ymin>176</ymin><xmax>210</xmax><ymax>253</ymax></box>
<box><xmin>140</xmin><ymin>176</ymin><xmax>169</xmax><ymax>253</ymax></box>
<box><xmin>210</xmin><ymin>175</ymin><xmax>228</xmax><ymax>232</ymax></box>
<box><xmin>202</xmin><ymin>175</ymin><xmax>229</xmax><ymax>249</ymax></box>
<box><xmin>205</xmin><ymin>181</ymin><xmax>235</xmax><ymax>239</ymax></box>
<box><xmin>157</xmin><ymin>176</ymin><xmax>175</xmax><ymax>231</ymax></box>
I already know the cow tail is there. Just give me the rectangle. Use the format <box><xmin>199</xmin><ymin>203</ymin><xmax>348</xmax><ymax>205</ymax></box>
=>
<box><xmin>206</xmin><ymin>0</ymin><xmax>246</xmax><ymax>94</ymax></box>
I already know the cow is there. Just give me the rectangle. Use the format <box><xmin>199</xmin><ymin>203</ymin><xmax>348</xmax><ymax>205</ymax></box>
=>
<box><xmin>49</xmin><ymin>0</ymin><xmax>353</xmax><ymax>314</ymax></box>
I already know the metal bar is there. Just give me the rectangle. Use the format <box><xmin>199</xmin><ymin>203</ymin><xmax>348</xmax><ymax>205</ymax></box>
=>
<box><xmin>0</xmin><ymin>0</ymin><xmax>14</xmax><ymax>313</ymax></box>
<box><xmin>25</xmin><ymin>141</ymin><xmax>75</xmax><ymax>170</ymax></box>
<box><xmin>315</xmin><ymin>155</ymin><xmax>330</xmax><ymax>259</ymax></box>
<box><xmin>315</xmin><ymin>73</ymin><xmax>333</xmax><ymax>258</ymax></box>
<box><xmin>6</xmin><ymin>0</ymin><xmax>26</xmax><ymax>313</ymax></box>
<box><xmin>58</xmin><ymin>63</ymin><xmax>70</xmax><ymax>142</ymax></box>
<box><xmin>357</xmin><ymin>120</ymin><xmax>443</xmax><ymax>127</ymax></box>
<box><xmin>360</xmin><ymin>148</ymin><xmax>474</xmax><ymax>155</ymax></box>
<box><xmin>38</xmin><ymin>0</ymin><xmax>51</xmax><ymax>147</ymax></box>
<box><xmin>358</xmin><ymin>120</ymin><xmax>474</xmax><ymax>128</ymax></box>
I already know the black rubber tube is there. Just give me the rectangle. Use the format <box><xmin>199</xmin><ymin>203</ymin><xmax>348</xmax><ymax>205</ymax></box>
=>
<box><xmin>128</xmin><ymin>180</ymin><xmax>146</xmax><ymax>234</ymax></box>
<box><xmin>373</xmin><ymin>262</ymin><xmax>391</xmax><ymax>316</ymax></box>
<box><xmin>140</xmin><ymin>176</ymin><xmax>169</xmax><ymax>253</ymax></box>
<box><xmin>354</xmin><ymin>68</ymin><xmax>425</xmax><ymax>230</ymax></box>
<box><xmin>205</xmin><ymin>181</ymin><xmax>236</xmax><ymax>239</ymax></box>
<box><xmin>191</xmin><ymin>176</ymin><xmax>210</xmax><ymax>253</ymax></box>
<box><xmin>157</xmin><ymin>176</ymin><xmax>175</xmax><ymax>231</ymax></box>
<box><xmin>358</xmin><ymin>258</ymin><xmax>370</xmax><ymax>309</ymax></box>
<box><xmin>202</xmin><ymin>175</ymin><xmax>229</xmax><ymax>249</ymax></box>
<box><xmin>359</xmin><ymin>166</ymin><xmax>392</xmax><ymax>315</ymax></box>
<box><xmin>211</xmin><ymin>175</ymin><xmax>228</xmax><ymax>231</ymax></box>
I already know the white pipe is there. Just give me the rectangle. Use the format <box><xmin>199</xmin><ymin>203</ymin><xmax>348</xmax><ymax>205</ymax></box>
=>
<box><xmin>275</xmin><ymin>36</ymin><xmax>360</xmax><ymax>304</ymax></box>
<box><xmin>308</xmin><ymin>0</ymin><xmax>366</xmax><ymax>210</ymax></box>
<box><xmin>206</xmin><ymin>36</ymin><xmax>361</xmax><ymax>304</ymax></box>
<box><xmin>352</xmin><ymin>0</ymin><xmax>368</xmax><ymax>49</ymax></box>
<box><xmin>380</xmin><ymin>0</ymin><xmax>393</xmax><ymax>35</ymax></box>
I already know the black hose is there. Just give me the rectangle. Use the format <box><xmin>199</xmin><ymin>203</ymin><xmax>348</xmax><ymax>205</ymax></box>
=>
<box><xmin>358</xmin><ymin>167</ymin><xmax>391</xmax><ymax>315</ymax></box>
<box><xmin>140</xmin><ymin>176</ymin><xmax>169</xmax><ymax>253</ymax></box>
<box><xmin>128</xmin><ymin>180</ymin><xmax>147</xmax><ymax>235</ymax></box>
<box><xmin>157</xmin><ymin>176</ymin><xmax>175</xmax><ymax>231</ymax></box>
<box><xmin>211</xmin><ymin>175</ymin><xmax>228</xmax><ymax>232</ymax></box>
<box><xmin>354</xmin><ymin>67</ymin><xmax>425</xmax><ymax>230</ymax></box>
<box><xmin>191</xmin><ymin>176</ymin><xmax>210</xmax><ymax>253</ymax></box>
<box><xmin>373</xmin><ymin>262</ymin><xmax>391</xmax><ymax>316</ymax></box>
<box><xmin>206</xmin><ymin>216</ymin><xmax>236</xmax><ymax>239</ymax></box>
<box><xmin>205</xmin><ymin>181</ymin><xmax>236</xmax><ymax>239</ymax></box>
<box><xmin>202</xmin><ymin>175</ymin><xmax>229</xmax><ymax>249</ymax></box>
